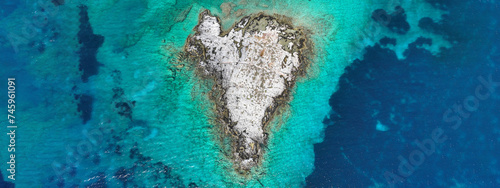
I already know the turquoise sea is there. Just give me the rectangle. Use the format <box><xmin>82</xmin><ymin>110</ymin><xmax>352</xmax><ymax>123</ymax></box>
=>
<box><xmin>0</xmin><ymin>0</ymin><xmax>499</xmax><ymax>187</ymax></box>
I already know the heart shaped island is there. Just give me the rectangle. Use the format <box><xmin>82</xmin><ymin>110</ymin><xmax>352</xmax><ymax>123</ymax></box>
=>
<box><xmin>185</xmin><ymin>10</ymin><xmax>312</xmax><ymax>172</ymax></box>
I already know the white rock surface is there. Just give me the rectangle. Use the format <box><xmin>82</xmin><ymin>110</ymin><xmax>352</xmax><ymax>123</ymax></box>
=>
<box><xmin>189</xmin><ymin>12</ymin><xmax>304</xmax><ymax>169</ymax></box>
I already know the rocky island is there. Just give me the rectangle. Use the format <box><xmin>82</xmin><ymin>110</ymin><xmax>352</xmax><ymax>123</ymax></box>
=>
<box><xmin>186</xmin><ymin>10</ymin><xmax>311</xmax><ymax>172</ymax></box>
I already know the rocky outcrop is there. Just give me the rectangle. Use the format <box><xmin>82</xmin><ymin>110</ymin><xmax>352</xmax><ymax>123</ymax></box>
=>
<box><xmin>185</xmin><ymin>10</ymin><xmax>311</xmax><ymax>171</ymax></box>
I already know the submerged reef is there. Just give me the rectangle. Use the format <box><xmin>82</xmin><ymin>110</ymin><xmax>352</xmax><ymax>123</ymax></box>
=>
<box><xmin>186</xmin><ymin>10</ymin><xmax>311</xmax><ymax>171</ymax></box>
<box><xmin>77</xmin><ymin>5</ymin><xmax>104</xmax><ymax>82</ymax></box>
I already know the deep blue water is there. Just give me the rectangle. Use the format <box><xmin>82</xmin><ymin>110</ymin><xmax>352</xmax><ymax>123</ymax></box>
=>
<box><xmin>0</xmin><ymin>0</ymin><xmax>19</xmax><ymax>20</ymax></box>
<box><xmin>307</xmin><ymin>0</ymin><xmax>500</xmax><ymax>187</ymax></box>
